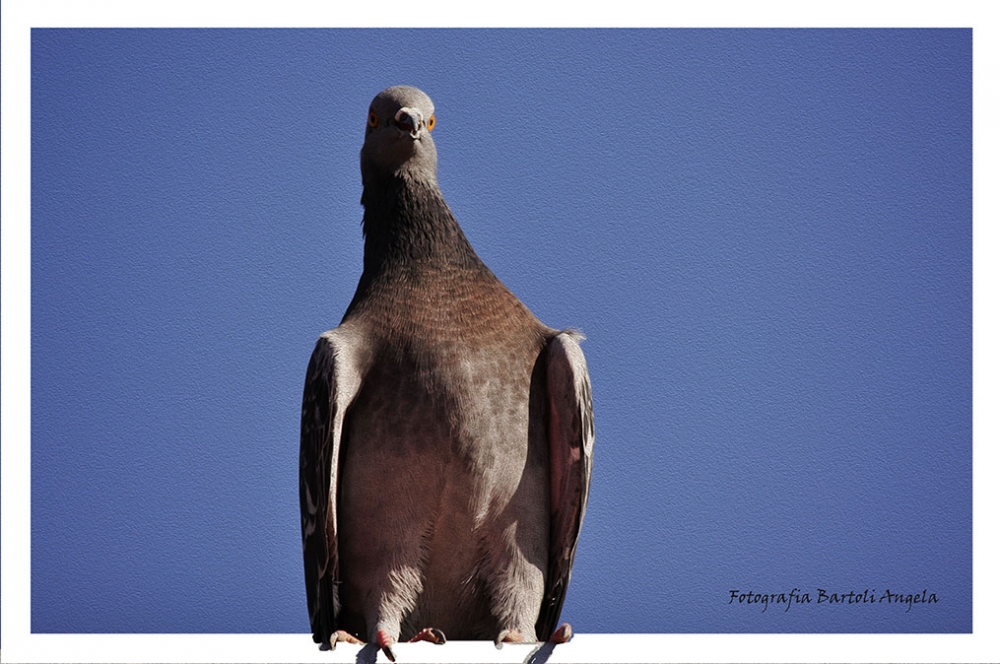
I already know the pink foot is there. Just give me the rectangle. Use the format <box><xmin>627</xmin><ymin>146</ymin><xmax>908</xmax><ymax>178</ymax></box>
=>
<box><xmin>494</xmin><ymin>628</ymin><xmax>526</xmax><ymax>649</ymax></box>
<box><xmin>319</xmin><ymin>629</ymin><xmax>365</xmax><ymax>651</ymax></box>
<box><xmin>408</xmin><ymin>626</ymin><xmax>447</xmax><ymax>644</ymax></box>
<box><xmin>549</xmin><ymin>622</ymin><xmax>573</xmax><ymax>643</ymax></box>
<box><xmin>376</xmin><ymin>629</ymin><xmax>397</xmax><ymax>662</ymax></box>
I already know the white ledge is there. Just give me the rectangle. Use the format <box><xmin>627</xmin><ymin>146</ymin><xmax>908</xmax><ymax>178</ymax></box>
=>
<box><xmin>2</xmin><ymin>633</ymin><xmax>999</xmax><ymax>664</ymax></box>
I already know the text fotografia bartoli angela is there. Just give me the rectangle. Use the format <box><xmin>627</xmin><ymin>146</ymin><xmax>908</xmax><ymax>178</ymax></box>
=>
<box><xmin>728</xmin><ymin>588</ymin><xmax>939</xmax><ymax>613</ymax></box>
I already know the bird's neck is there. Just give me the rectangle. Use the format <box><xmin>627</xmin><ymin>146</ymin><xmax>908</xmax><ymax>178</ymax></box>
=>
<box><xmin>359</xmin><ymin>173</ymin><xmax>483</xmax><ymax>275</ymax></box>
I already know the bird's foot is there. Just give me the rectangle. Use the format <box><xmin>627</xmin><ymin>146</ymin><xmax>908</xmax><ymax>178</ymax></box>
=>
<box><xmin>549</xmin><ymin>622</ymin><xmax>573</xmax><ymax>643</ymax></box>
<box><xmin>376</xmin><ymin>629</ymin><xmax>398</xmax><ymax>662</ymax></box>
<box><xmin>319</xmin><ymin>629</ymin><xmax>365</xmax><ymax>651</ymax></box>
<box><xmin>408</xmin><ymin>627</ymin><xmax>447</xmax><ymax>644</ymax></box>
<box><xmin>375</xmin><ymin>626</ymin><xmax>446</xmax><ymax>659</ymax></box>
<box><xmin>494</xmin><ymin>629</ymin><xmax>527</xmax><ymax>649</ymax></box>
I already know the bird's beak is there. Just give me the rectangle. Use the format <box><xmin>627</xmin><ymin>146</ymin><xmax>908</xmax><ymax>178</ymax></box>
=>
<box><xmin>394</xmin><ymin>107</ymin><xmax>424</xmax><ymax>138</ymax></box>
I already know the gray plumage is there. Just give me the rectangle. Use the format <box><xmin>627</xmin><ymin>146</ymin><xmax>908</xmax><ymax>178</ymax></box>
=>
<box><xmin>299</xmin><ymin>85</ymin><xmax>594</xmax><ymax>655</ymax></box>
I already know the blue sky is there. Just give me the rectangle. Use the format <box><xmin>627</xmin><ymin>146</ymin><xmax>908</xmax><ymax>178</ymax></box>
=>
<box><xmin>9</xmin><ymin>23</ymin><xmax>981</xmax><ymax>654</ymax></box>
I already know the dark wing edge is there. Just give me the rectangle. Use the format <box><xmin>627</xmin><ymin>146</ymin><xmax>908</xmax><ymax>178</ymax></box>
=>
<box><xmin>299</xmin><ymin>329</ymin><xmax>364</xmax><ymax>646</ymax></box>
<box><xmin>536</xmin><ymin>330</ymin><xmax>595</xmax><ymax>639</ymax></box>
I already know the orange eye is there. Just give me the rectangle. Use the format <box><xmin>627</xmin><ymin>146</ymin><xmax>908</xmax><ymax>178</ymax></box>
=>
<box><xmin>426</xmin><ymin>114</ymin><xmax>436</xmax><ymax>132</ymax></box>
<box><xmin>367</xmin><ymin>111</ymin><xmax>378</xmax><ymax>128</ymax></box>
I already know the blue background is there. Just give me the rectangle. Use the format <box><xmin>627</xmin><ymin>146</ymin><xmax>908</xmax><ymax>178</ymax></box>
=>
<box><xmin>31</xmin><ymin>29</ymin><xmax>971</xmax><ymax>633</ymax></box>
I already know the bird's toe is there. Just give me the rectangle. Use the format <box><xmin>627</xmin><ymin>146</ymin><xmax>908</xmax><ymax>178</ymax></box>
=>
<box><xmin>335</xmin><ymin>629</ymin><xmax>365</xmax><ymax>645</ymax></box>
<box><xmin>494</xmin><ymin>628</ymin><xmax>526</xmax><ymax>649</ymax></box>
<box><xmin>319</xmin><ymin>630</ymin><xmax>364</xmax><ymax>652</ymax></box>
<box><xmin>549</xmin><ymin>622</ymin><xmax>573</xmax><ymax>643</ymax></box>
<box><xmin>408</xmin><ymin>626</ymin><xmax>447</xmax><ymax>644</ymax></box>
<box><xmin>376</xmin><ymin>629</ymin><xmax>397</xmax><ymax>662</ymax></box>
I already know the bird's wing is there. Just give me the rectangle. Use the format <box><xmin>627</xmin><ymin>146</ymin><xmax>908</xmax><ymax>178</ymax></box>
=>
<box><xmin>536</xmin><ymin>331</ymin><xmax>595</xmax><ymax>639</ymax></box>
<box><xmin>299</xmin><ymin>328</ymin><xmax>366</xmax><ymax>646</ymax></box>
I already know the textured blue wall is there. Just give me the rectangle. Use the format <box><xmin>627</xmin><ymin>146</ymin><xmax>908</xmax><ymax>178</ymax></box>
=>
<box><xmin>31</xmin><ymin>29</ymin><xmax>971</xmax><ymax>633</ymax></box>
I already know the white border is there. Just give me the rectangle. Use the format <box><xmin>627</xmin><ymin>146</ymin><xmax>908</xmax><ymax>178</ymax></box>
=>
<box><xmin>2</xmin><ymin>2</ymin><xmax>996</xmax><ymax>662</ymax></box>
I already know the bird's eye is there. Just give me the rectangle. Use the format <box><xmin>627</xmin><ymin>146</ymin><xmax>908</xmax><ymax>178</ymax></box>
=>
<box><xmin>368</xmin><ymin>111</ymin><xmax>379</xmax><ymax>128</ymax></box>
<box><xmin>426</xmin><ymin>114</ymin><xmax>436</xmax><ymax>132</ymax></box>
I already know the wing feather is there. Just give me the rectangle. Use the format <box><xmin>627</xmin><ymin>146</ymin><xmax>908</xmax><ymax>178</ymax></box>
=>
<box><xmin>536</xmin><ymin>331</ymin><xmax>594</xmax><ymax>639</ymax></box>
<box><xmin>299</xmin><ymin>329</ymin><xmax>365</xmax><ymax>646</ymax></box>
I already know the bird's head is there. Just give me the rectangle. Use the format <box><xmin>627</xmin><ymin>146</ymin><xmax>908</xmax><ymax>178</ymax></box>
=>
<box><xmin>360</xmin><ymin>85</ymin><xmax>438</xmax><ymax>184</ymax></box>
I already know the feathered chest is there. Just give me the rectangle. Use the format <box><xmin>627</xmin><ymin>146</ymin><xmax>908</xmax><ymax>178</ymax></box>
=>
<box><xmin>344</xmin><ymin>261</ymin><xmax>547</xmax><ymax>431</ymax></box>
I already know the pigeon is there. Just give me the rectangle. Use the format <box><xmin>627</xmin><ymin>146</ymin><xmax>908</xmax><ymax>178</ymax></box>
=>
<box><xmin>299</xmin><ymin>85</ymin><xmax>594</xmax><ymax>660</ymax></box>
